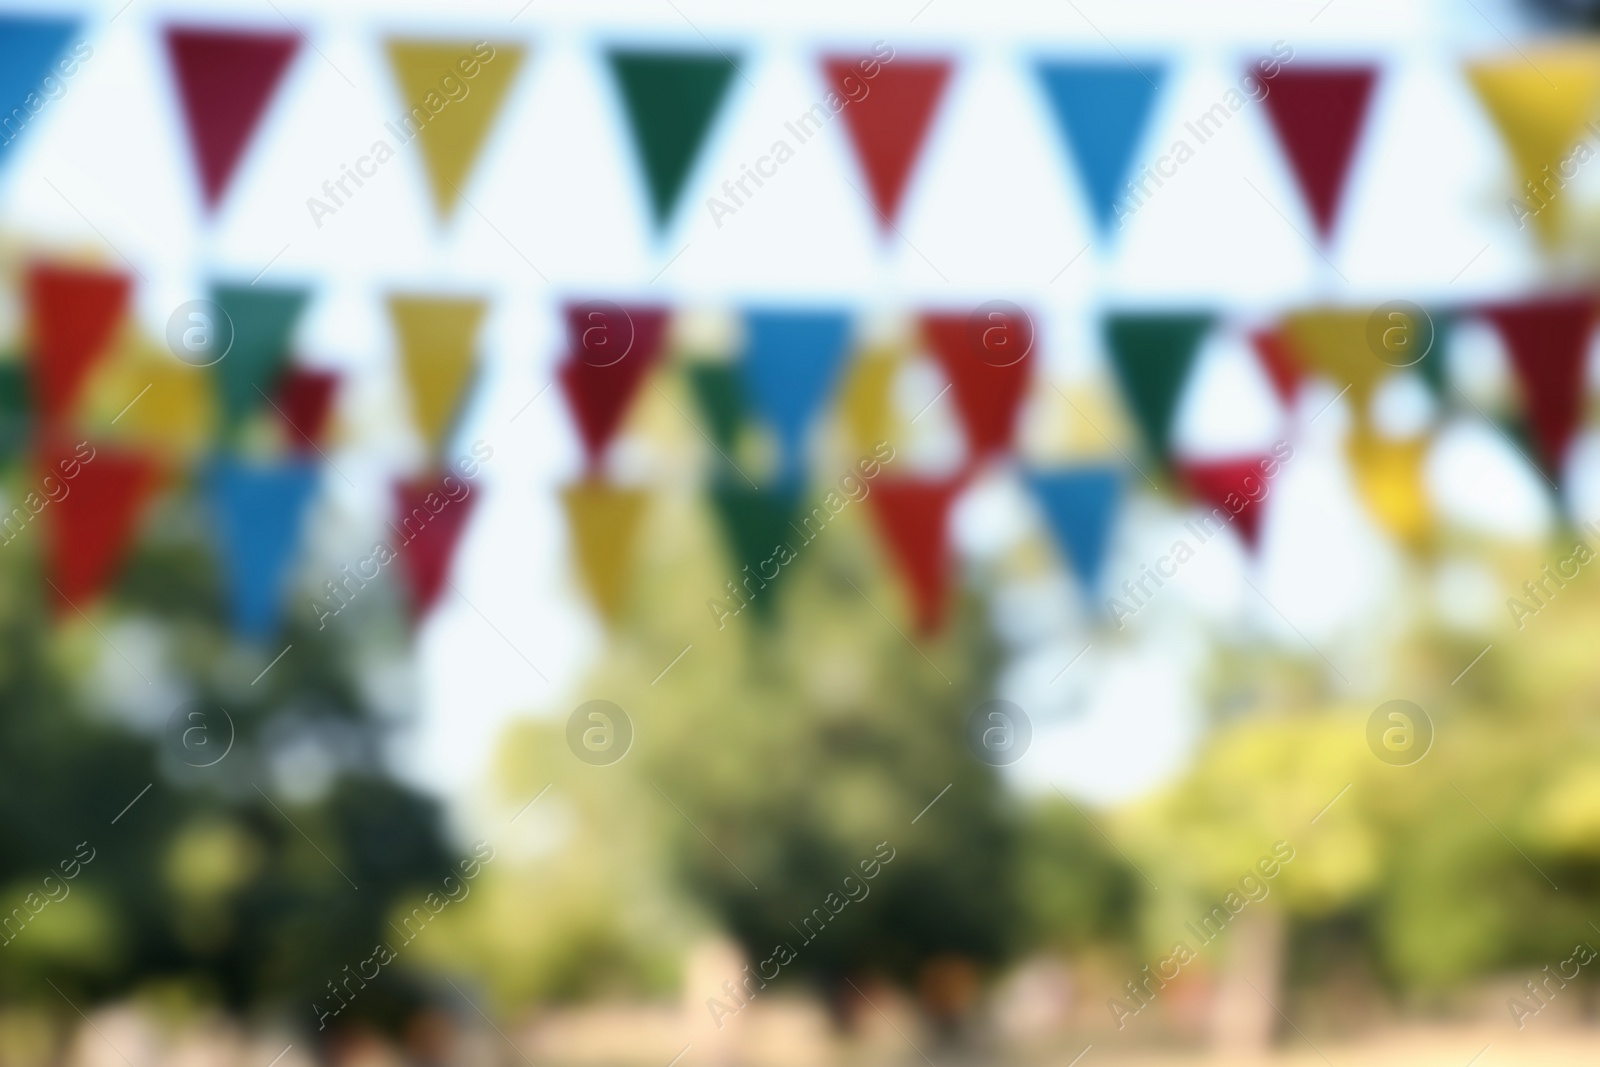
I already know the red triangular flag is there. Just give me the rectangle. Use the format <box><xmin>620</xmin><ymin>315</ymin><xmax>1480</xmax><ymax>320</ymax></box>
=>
<box><xmin>25</xmin><ymin>263</ymin><xmax>131</xmax><ymax>427</ymax></box>
<box><xmin>165</xmin><ymin>26</ymin><xmax>299</xmax><ymax>210</ymax></box>
<box><xmin>393</xmin><ymin>472</ymin><xmax>479</xmax><ymax>618</ymax></box>
<box><xmin>557</xmin><ymin>304</ymin><xmax>669</xmax><ymax>469</ymax></box>
<box><xmin>1482</xmin><ymin>295</ymin><xmax>1595</xmax><ymax>478</ymax></box>
<box><xmin>275</xmin><ymin>367</ymin><xmax>340</xmax><ymax>452</ymax></box>
<box><xmin>1258</xmin><ymin>66</ymin><xmax>1377</xmax><ymax>239</ymax></box>
<box><xmin>921</xmin><ymin>311</ymin><xmax>1033</xmax><ymax>461</ymax></box>
<box><xmin>1250</xmin><ymin>329</ymin><xmax>1302</xmax><ymax>405</ymax></box>
<box><xmin>824</xmin><ymin>56</ymin><xmax>950</xmax><ymax>227</ymax></box>
<box><xmin>39</xmin><ymin>440</ymin><xmax>160</xmax><ymax>609</ymax></box>
<box><xmin>1178</xmin><ymin>457</ymin><xmax>1272</xmax><ymax>549</ymax></box>
<box><xmin>865</xmin><ymin>477</ymin><xmax>965</xmax><ymax>632</ymax></box>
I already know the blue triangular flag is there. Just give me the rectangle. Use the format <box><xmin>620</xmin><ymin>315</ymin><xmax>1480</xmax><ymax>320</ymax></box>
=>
<box><xmin>740</xmin><ymin>310</ymin><xmax>852</xmax><ymax>477</ymax></box>
<box><xmin>1037</xmin><ymin>61</ymin><xmax>1164</xmax><ymax>235</ymax></box>
<box><xmin>0</xmin><ymin>18</ymin><xmax>79</xmax><ymax>168</ymax></box>
<box><xmin>207</xmin><ymin>458</ymin><xmax>320</xmax><ymax>639</ymax></box>
<box><xmin>1027</xmin><ymin>466</ymin><xmax>1122</xmax><ymax>593</ymax></box>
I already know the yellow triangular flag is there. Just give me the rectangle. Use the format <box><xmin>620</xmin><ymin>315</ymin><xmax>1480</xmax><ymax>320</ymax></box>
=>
<box><xmin>1349</xmin><ymin>430</ymin><xmax>1431</xmax><ymax>547</ymax></box>
<box><xmin>385</xmin><ymin>40</ymin><xmax>526</xmax><ymax>218</ymax></box>
<box><xmin>389</xmin><ymin>296</ymin><xmax>485</xmax><ymax>456</ymax></box>
<box><xmin>1281</xmin><ymin>307</ymin><xmax>1391</xmax><ymax>414</ymax></box>
<box><xmin>839</xmin><ymin>344</ymin><xmax>903</xmax><ymax>456</ymax></box>
<box><xmin>1467</xmin><ymin>47</ymin><xmax>1600</xmax><ymax>246</ymax></box>
<box><xmin>560</xmin><ymin>481</ymin><xmax>649</xmax><ymax>624</ymax></box>
<box><xmin>76</xmin><ymin>325</ymin><xmax>214</xmax><ymax>458</ymax></box>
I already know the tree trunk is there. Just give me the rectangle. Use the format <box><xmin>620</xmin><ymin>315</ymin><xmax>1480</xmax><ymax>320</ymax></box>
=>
<box><xmin>1208</xmin><ymin>906</ymin><xmax>1286</xmax><ymax>1054</ymax></box>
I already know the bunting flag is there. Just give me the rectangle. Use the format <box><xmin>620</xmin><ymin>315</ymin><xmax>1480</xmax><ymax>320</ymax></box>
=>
<box><xmin>557</xmin><ymin>303</ymin><xmax>669</xmax><ymax>468</ymax></box>
<box><xmin>1258</xmin><ymin>66</ymin><xmax>1378</xmax><ymax>240</ymax></box>
<box><xmin>25</xmin><ymin>262</ymin><xmax>131</xmax><ymax>427</ymax></box>
<box><xmin>393</xmin><ymin>471</ymin><xmax>479</xmax><ymax>619</ymax></box>
<box><xmin>0</xmin><ymin>363</ymin><xmax>28</xmax><ymax>464</ymax></box>
<box><xmin>1036</xmin><ymin>61</ymin><xmax>1165</xmax><ymax>235</ymax></box>
<box><xmin>608</xmin><ymin>50</ymin><xmax>740</xmax><ymax>227</ymax></box>
<box><xmin>389</xmin><ymin>296</ymin><xmax>485</xmax><ymax>457</ymax></box>
<box><xmin>78</xmin><ymin>335</ymin><xmax>213</xmax><ymax>457</ymax></box>
<box><xmin>708</xmin><ymin>482</ymin><xmax>800</xmax><ymax>623</ymax></box>
<box><xmin>561</xmin><ymin>481</ymin><xmax>649</xmax><ymax>623</ymax></box>
<box><xmin>165</xmin><ymin>26</ymin><xmax>299</xmax><ymax>210</ymax></box>
<box><xmin>839</xmin><ymin>346</ymin><xmax>903</xmax><ymax>456</ymax></box>
<box><xmin>740</xmin><ymin>310</ymin><xmax>852</xmax><ymax>477</ymax></box>
<box><xmin>1480</xmin><ymin>295</ymin><xmax>1595</xmax><ymax>479</ymax></box>
<box><xmin>1102</xmin><ymin>312</ymin><xmax>1212</xmax><ymax>464</ymax></box>
<box><xmin>385</xmin><ymin>40</ymin><xmax>526</xmax><ymax>219</ymax></box>
<box><xmin>213</xmin><ymin>283</ymin><xmax>309</xmax><ymax>431</ymax></box>
<box><xmin>0</xmin><ymin>17</ymin><xmax>78</xmax><ymax>168</ymax></box>
<box><xmin>825</xmin><ymin>55</ymin><xmax>950</xmax><ymax>226</ymax></box>
<box><xmin>1177</xmin><ymin>456</ymin><xmax>1272</xmax><ymax>548</ymax></box>
<box><xmin>1349</xmin><ymin>431</ymin><xmax>1431</xmax><ymax>547</ymax></box>
<box><xmin>274</xmin><ymin>367</ymin><xmax>340</xmax><ymax>452</ymax></box>
<box><xmin>39</xmin><ymin>440</ymin><xmax>160</xmax><ymax>610</ymax></box>
<box><xmin>1026</xmin><ymin>466</ymin><xmax>1122</xmax><ymax>593</ymax></box>
<box><xmin>1467</xmin><ymin>48</ymin><xmax>1600</xmax><ymax>246</ymax></box>
<box><xmin>206</xmin><ymin>457</ymin><xmax>320</xmax><ymax>638</ymax></box>
<box><xmin>684</xmin><ymin>361</ymin><xmax>745</xmax><ymax>453</ymax></box>
<box><xmin>1250</xmin><ymin>329</ymin><xmax>1302</xmax><ymax>405</ymax></box>
<box><xmin>921</xmin><ymin>310</ymin><xmax>1034</xmax><ymax>460</ymax></box>
<box><xmin>866</xmin><ymin>477</ymin><xmax>964</xmax><ymax>632</ymax></box>
<box><xmin>1279</xmin><ymin>307</ymin><xmax>1389</xmax><ymax>409</ymax></box>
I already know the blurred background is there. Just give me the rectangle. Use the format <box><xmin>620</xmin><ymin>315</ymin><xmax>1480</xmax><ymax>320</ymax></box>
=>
<box><xmin>5</xmin><ymin>0</ymin><xmax>1600</xmax><ymax>1064</ymax></box>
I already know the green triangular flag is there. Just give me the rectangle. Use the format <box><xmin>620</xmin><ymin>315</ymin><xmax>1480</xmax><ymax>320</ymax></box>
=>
<box><xmin>0</xmin><ymin>360</ymin><xmax>30</xmax><ymax>465</ymax></box>
<box><xmin>708</xmin><ymin>481</ymin><xmax>800</xmax><ymax>623</ymax></box>
<box><xmin>608</xmin><ymin>49</ymin><xmax>739</xmax><ymax>226</ymax></box>
<box><xmin>1102</xmin><ymin>312</ymin><xmax>1213</xmax><ymax>464</ymax></box>
<box><xmin>685</xmin><ymin>362</ymin><xmax>744</xmax><ymax>453</ymax></box>
<box><xmin>1415</xmin><ymin>309</ymin><xmax>1450</xmax><ymax>400</ymax></box>
<box><xmin>212</xmin><ymin>283</ymin><xmax>310</xmax><ymax>430</ymax></box>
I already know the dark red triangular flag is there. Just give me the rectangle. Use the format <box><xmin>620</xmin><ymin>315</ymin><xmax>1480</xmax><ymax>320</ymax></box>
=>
<box><xmin>274</xmin><ymin>367</ymin><xmax>340</xmax><ymax>452</ymax></box>
<box><xmin>1482</xmin><ymin>295</ymin><xmax>1595</xmax><ymax>478</ymax></box>
<box><xmin>1250</xmin><ymin>329</ymin><xmax>1302</xmax><ymax>405</ymax></box>
<box><xmin>824</xmin><ymin>56</ymin><xmax>950</xmax><ymax>227</ymax></box>
<box><xmin>921</xmin><ymin>311</ymin><xmax>1033</xmax><ymax>461</ymax></box>
<box><xmin>39</xmin><ymin>440</ymin><xmax>159</xmax><ymax>609</ymax></box>
<box><xmin>865</xmin><ymin>477</ymin><xmax>965</xmax><ymax>632</ymax></box>
<box><xmin>165</xmin><ymin>26</ymin><xmax>299</xmax><ymax>210</ymax></box>
<box><xmin>25</xmin><ymin>263</ymin><xmax>130</xmax><ymax>427</ymax></box>
<box><xmin>1258</xmin><ymin>66</ymin><xmax>1377</xmax><ymax>239</ymax></box>
<box><xmin>393</xmin><ymin>472</ymin><xmax>479</xmax><ymax>618</ymax></box>
<box><xmin>1178</xmin><ymin>457</ymin><xmax>1272</xmax><ymax>549</ymax></box>
<box><xmin>557</xmin><ymin>304</ymin><xmax>669</xmax><ymax>469</ymax></box>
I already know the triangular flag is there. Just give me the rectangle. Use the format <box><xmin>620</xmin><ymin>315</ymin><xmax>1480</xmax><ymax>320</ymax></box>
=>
<box><xmin>839</xmin><ymin>346</ymin><xmax>904</xmax><ymax>457</ymax></box>
<box><xmin>206</xmin><ymin>457</ymin><xmax>319</xmax><ymax>638</ymax></box>
<box><xmin>1177</xmin><ymin>457</ymin><xmax>1272</xmax><ymax>548</ymax></box>
<box><xmin>1026</xmin><ymin>466</ymin><xmax>1122</xmax><ymax>593</ymax></box>
<box><xmin>39</xmin><ymin>440</ymin><xmax>160</xmax><ymax>610</ymax></box>
<box><xmin>1480</xmin><ymin>295</ymin><xmax>1595</xmax><ymax>479</ymax></box>
<box><xmin>0</xmin><ymin>17</ymin><xmax>77</xmax><ymax>168</ymax></box>
<box><xmin>393</xmin><ymin>471</ymin><xmax>480</xmax><ymax>619</ymax></box>
<box><xmin>684</xmin><ymin>362</ymin><xmax>745</xmax><ymax>453</ymax></box>
<box><xmin>165</xmin><ymin>26</ymin><xmax>299</xmax><ymax>210</ymax></box>
<box><xmin>1279</xmin><ymin>307</ymin><xmax>1390</xmax><ymax>410</ymax></box>
<box><xmin>212</xmin><ymin>283</ymin><xmax>309</xmax><ymax>431</ymax></box>
<box><xmin>557</xmin><ymin>304</ymin><xmax>669</xmax><ymax>469</ymax></box>
<box><xmin>25</xmin><ymin>262</ymin><xmax>131</xmax><ymax>427</ymax></box>
<box><xmin>921</xmin><ymin>311</ymin><xmax>1034</xmax><ymax>460</ymax></box>
<box><xmin>1467</xmin><ymin>48</ymin><xmax>1600</xmax><ymax>246</ymax></box>
<box><xmin>561</xmin><ymin>480</ymin><xmax>649</xmax><ymax>624</ymax></box>
<box><xmin>608</xmin><ymin>50</ymin><xmax>740</xmax><ymax>226</ymax></box>
<box><xmin>1036</xmin><ymin>61</ymin><xmax>1164</xmax><ymax>235</ymax></box>
<box><xmin>0</xmin><ymin>362</ymin><xmax>29</xmax><ymax>465</ymax></box>
<box><xmin>824</xmin><ymin>55</ymin><xmax>950</xmax><ymax>226</ymax></box>
<box><xmin>274</xmin><ymin>367</ymin><xmax>340</xmax><ymax>452</ymax></box>
<box><xmin>1102</xmin><ymin>312</ymin><xmax>1212</xmax><ymax>464</ymax></box>
<box><xmin>1349</xmin><ymin>431</ymin><xmax>1431</xmax><ymax>547</ymax></box>
<box><xmin>707</xmin><ymin>482</ymin><xmax>800</xmax><ymax>623</ymax></box>
<box><xmin>1258</xmin><ymin>66</ymin><xmax>1377</xmax><ymax>239</ymax></box>
<box><xmin>385</xmin><ymin>40</ymin><xmax>525</xmax><ymax>219</ymax></box>
<box><xmin>77</xmin><ymin>334</ymin><xmax>214</xmax><ymax>458</ymax></box>
<box><xmin>865</xmin><ymin>477</ymin><xmax>964</xmax><ymax>632</ymax></box>
<box><xmin>740</xmin><ymin>310</ymin><xmax>852</xmax><ymax>475</ymax></box>
<box><xmin>389</xmin><ymin>296</ymin><xmax>484</xmax><ymax>456</ymax></box>
<box><xmin>1250</xmin><ymin>329</ymin><xmax>1302</xmax><ymax>405</ymax></box>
